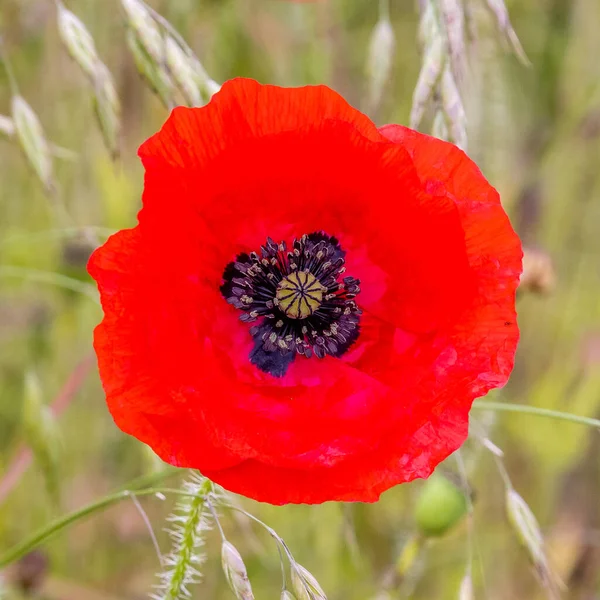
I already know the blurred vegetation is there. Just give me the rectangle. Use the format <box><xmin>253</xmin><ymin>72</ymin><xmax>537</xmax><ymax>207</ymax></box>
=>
<box><xmin>0</xmin><ymin>0</ymin><xmax>599</xmax><ymax>599</ymax></box>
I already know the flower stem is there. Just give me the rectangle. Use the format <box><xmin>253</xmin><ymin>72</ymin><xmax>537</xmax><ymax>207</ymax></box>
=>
<box><xmin>0</xmin><ymin>266</ymin><xmax>100</xmax><ymax>303</ymax></box>
<box><xmin>0</xmin><ymin>490</ymin><xmax>131</xmax><ymax>568</ymax></box>
<box><xmin>379</xmin><ymin>0</ymin><xmax>390</xmax><ymax>21</ymax></box>
<box><xmin>473</xmin><ymin>400</ymin><xmax>600</xmax><ymax>429</ymax></box>
<box><xmin>0</xmin><ymin>472</ymin><xmax>180</xmax><ymax>569</ymax></box>
<box><xmin>3</xmin><ymin>402</ymin><xmax>598</xmax><ymax>569</ymax></box>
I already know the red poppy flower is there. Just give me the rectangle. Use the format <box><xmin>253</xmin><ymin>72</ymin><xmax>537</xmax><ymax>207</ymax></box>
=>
<box><xmin>88</xmin><ymin>78</ymin><xmax>522</xmax><ymax>505</ymax></box>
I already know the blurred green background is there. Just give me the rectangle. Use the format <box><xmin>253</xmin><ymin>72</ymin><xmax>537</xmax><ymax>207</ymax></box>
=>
<box><xmin>0</xmin><ymin>0</ymin><xmax>599</xmax><ymax>599</ymax></box>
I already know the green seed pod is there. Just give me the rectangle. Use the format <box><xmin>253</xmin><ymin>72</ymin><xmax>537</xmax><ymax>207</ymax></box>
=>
<box><xmin>414</xmin><ymin>473</ymin><xmax>468</xmax><ymax>537</ymax></box>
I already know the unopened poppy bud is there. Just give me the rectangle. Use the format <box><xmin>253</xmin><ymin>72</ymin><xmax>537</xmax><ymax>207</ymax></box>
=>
<box><xmin>0</xmin><ymin>114</ymin><xmax>15</xmax><ymax>138</ymax></box>
<box><xmin>56</xmin><ymin>2</ymin><xmax>99</xmax><ymax>78</ymax></box>
<box><xmin>165</xmin><ymin>36</ymin><xmax>203</xmax><ymax>107</ymax></box>
<box><xmin>365</xmin><ymin>16</ymin><xmax>395</xmax><ymax>113</ymax></box>
<box><xmin>291</xmin><ymin>564</ymin><xmax>327</xmax><ymax>600</ymax></box>
<box><xmin>221</xmin><ymin>541</ymin><xmax>254</xmax><ymax>600</ymax></box>
<box><xmin>11</xmin><ymin>96</ymin><xmax>54</xmax><ymax>193</ymax></box>
<box><xmin>414</xmin><ymin>474</ymin><xmax>468</xmax><ymax>537</ymax></box>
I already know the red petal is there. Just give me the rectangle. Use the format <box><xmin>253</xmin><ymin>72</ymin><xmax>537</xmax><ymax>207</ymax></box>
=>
<box><xmin>204</xmin><ymin>397</ymin><xmax>468</xmax><ymax>505</ymax></box>
<box><xmin>138</xmin><ymin>78</ymin><xmax>381</xmax><ymax>171</ymax></box>
<box><xmin>89</xmin><ymin>81</ymin><xmax>522</xmax><ymax>504</ymax></box>
<box><xmin>89</xmin><ymin>228</ymin><xmax>246</xmax><ymax>471</ymax></box>
<box><xmin>203</xmin><ymin>127</ymin><xmax>523</xmax><ymax>503</ymax></box>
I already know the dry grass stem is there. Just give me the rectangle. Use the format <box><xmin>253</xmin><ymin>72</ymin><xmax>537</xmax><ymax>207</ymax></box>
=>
<box><xmin>365</xmin><ymin>1</ymin><xmax>395</xmax><ymax>114</ymax></box>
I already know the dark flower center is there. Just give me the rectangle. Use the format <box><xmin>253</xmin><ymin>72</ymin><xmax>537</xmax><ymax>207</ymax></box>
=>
<box><xmin>220</xmin><ymin>232</ymin><xmax>362</xmax><ymax>377</ymax></box>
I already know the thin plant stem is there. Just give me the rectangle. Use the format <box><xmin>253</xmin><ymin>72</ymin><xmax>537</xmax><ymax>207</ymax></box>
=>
<box><xmin>129</xmin><ymin>493</ymin><xmax>164</xmax><ymax>565</ymax></box>
<box><xmin>3</xmin><ymin>401</ymin><xmax>598</xmax><ymax>570</ymax></box>
<box><xmin>221</xmin><ymin>502</ymin><xmax>296</xmax><ymax>565</ymax></box>
<box><xmin>0</xmin><ymin>482</ymin><xmax>181</xmax><ymax>568</ymax></box>
<box><xmin>0</xmin><ymin>491</ymin><xmax>138</xmax><ymax>568</ymax></box>
<box><xmin>115</xmin><ymin>466</ymin><xmax>179</xmax><ymax>493</ymax></box>
<box><xmin>0</xmin><ymin>37</ymin><xmax>19</xmax><ymax>95</ymax></box>
<box><xmin>472</xmin><ymin>400</ymin><xmax>600</xmax><ymax>429</ymax></box>
<box><xmin>379</xmin><ymin>0</ymin><xmax>390</xmax><ymax>21</ymax></box>
<box><xmin>455</xmin><ymin>450</ymin><xmax>489</xmax><ymax>597</ymax></box>
<box><xmin>1</xmin><ymin>226</ymin><xmax>116</xmax><ymax>247</ymax></box>
<box><xmin>226</xmin><ymin>502</ymin><xmax>289</xmax><ymax>590</ymax></box>
<box><xmin>0</xmin><ymin>266</ymin><xmax>100</xmax><ymax>303</ymax></box>
<box><xmin>454</xmin><ymin>452</ymin><xmax>474</xmax><ymax>566</ymax></box>
<box><xmin>206</xmin><ymin>499</ymin><xmax>226</xmax><ymax>541</ymax></box>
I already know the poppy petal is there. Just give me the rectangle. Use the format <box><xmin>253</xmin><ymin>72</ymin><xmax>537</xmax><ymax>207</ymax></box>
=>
<box><xmin>89</xmin><ymin>80</ymin><xmax>522</xmax><ymax>504</ymax></box>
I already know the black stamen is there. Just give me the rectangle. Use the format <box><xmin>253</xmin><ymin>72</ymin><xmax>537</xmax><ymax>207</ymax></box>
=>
<box><xmin>220</xmin><ymin>232</ymin><xmax>362</xmax><ymax>377</ymax></box>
